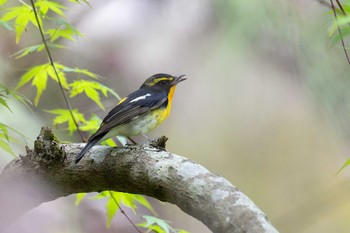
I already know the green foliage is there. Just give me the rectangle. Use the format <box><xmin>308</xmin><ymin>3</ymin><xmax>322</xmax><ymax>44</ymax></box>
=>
<box><xmin>77</xmin><ymin>191</ymin><xmax>156</xmax><ymax>228</ymax></box>
<box><xmin>337</xmin><ymin>158</ymin><xmax>350</xmax><ymax>174</ymax></box>
<box><xmin>138</xmin><ymin>215</ymin><xmax>190</xmax><ymax>233</ymax></box>
<box><xmin>328</xmin><ymin>1</ymin><xmax>350</xmax><ymax>175</ymax></box>
<box><xmin>328</xmin><ymin>1</ymin><xmax>350</xmax><ymax>45</ymax></box>
<box><xmin>0</xmin><ymin>0</ymin><xmax>8</xmax><ymax>7</ymax></box>
<box><xmin>0</xmin><ymin>20</ymin><xmax>14</xmax><ymax>31</ymax></box>
<box><xmin>1</xmin><ymin>3</ymin><xmax>39</xmax><ymax>43</ymax></box>
<box><xmin>0</xmin><ymin>85</ymin><xmax>31</xmax><ymax>156</ymax></box>
<box><xmin>46</xmin><ymin>108</ymin><xmax>85</xmax><ymax>134</ymax></box>
<box><xmin>35</xmin><ymin>0</ymin><xmax>66</xmax><ymax>17</ymax></box>
<box><xmin>0</xmin><ymin>123</ymin><xmax>16</xmax><ymax>156</ymax></box>
<box><xmin>75</xmin><ymin>193</ymin><xmax>87</xmax><ymax>206</ymax></box>
<box><xmin>0</xmin><ymin>0</ymin><xmax>71</xmax><ymax>43</ymax></box>
<box><xmin>1</xmin><ymin>0</ymin><xmax>189</xmax><ymax>232</ymax></box>
<box><xmin>46</xmin><ymin>20</ymin><xmax>82</xmax><ymax>42</ymax></box>
<box><xmin>70</xmin><ymin>80</ymin><xmax>110</xmax><ymax>110</ymax></box>
<box><xmin>79</xmin><ymin>115</ymin><xmax>117</xmax><ymax>146</ymax></box>
<box><xmin>328</xmin><ymin>14</ymin><xmax>350</xmax><ymax>44</ymax></box>
<box><xmin>99</xmin><ymin>192</ymin><xmax>188</xmax><ymax>232</ymax></box>
<box><xmin>16</xmin><ymin>62</ymin><xmax>107</xmax><ymax>106</ymax></box>
<box><xmin>11</xmin><ymin>44</ymin><xmax>65</xmax><ymax>59</ymax></box>
<box><xmin>79</xmin><ymin>114</ymin><xmax>101</xmax><ymax>132</ymax></box>
<box><xmin>0</xmin><ymin>94</ymin><xmax>11</xmax><ymax>112</ymax></box>
<box><xmin>0</xmin><ymin>84</ymin><xmax>32</xmax><ymax>109</ymax></box>
<box><xmin>61</xmin><ymin>67</ymin><xmax>98</xmax><ymax>79</ymax></box>
<box><xmin>16</xmin><ymin>63</ymin><xmax>68</xmax><ymax>105</ymax></box>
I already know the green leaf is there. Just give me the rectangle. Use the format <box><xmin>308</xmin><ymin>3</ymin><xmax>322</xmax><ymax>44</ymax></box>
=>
<box><xmin>0</xmin><ymin>96</ymin><xmax>12</xmax><ymax>112</ymax></box>
<box><xmin>17</xmin><ymin>64</ymin><xmax>45</xmax><ymax>89</ymax></box>
<box><xmin>79</xmin><ymin>114</ymin><xmax>101</xmax><ymax>132</ymax></box>
<box><xmin>176</xmin><ymin>230</ymin><xmax>190</xmax><ymax>233</ymax></box>
<box><xmin>11</xmin><ymin>44</ymin><xmax>42</xmax><ymax>59</ymax></box>
<box><xmin>330</xmin><ymin>26</ymin><xmax>350</xmax><ymax>45</ymax></box>
<box><xmin>0</xmin><ymin>0</ymin><xmax>7</xmax><ymax>7</ymax></box>
<box><xmin>0</xmin><ymin>20</ymin><xmax>14</xmax><ymax>31</ymax></box>
<box><xmin>17</xmin><ymin>63</ymin><xmax>70</xmax><ymax>105</ymax></box>
<box><xmin>47</xmin><ymin>63</ymin><xmax>70</xmax><ymax>90</ymax></box>
<box><xmin>12</xmin><ymin>92</ymin><xmax>32</xmax><ymax>109</ymax></box>
<box><xmin>46</xmin><ymin>28</ymin><xmax>75</xmax><ymax>42</ymax></box>
<box><xmin>106</xmin><ymin>192</ymin><xmax>119</xmax><ymax>228</ymax></box>
<box><xmin>75</xmin><ymin>193</ymin><xmax>87</xmax><ymax>206</ymax></box>
<box><xmin>85</xmin><ymin>87</ymin><xmax>104</xmax><ymax>109</ymax></box>
<box><xmin>46</xmin><ymin>108</ymin><xmax>85</xmax><ymax>134</ymax></box>
<box><xmin>0</xmin><ymin>123</ymin><xmax>9</xmax><ymax>140</ymax></box>
<box><xmin>132</xmin><ymin>195</ymin><xmax>156</xmax><ymax>215</ymax></box>
<box><xmin>116</xmin><ymin>193</ymin><xmax>138</xmax><ymax>214</ymax></box>
<box><xmin>101</xmin><ymin>138</ymin><xmax>117</xmax><ymax>147</ymax></box>
<box><xmin>17</xmin><ymin>64</ymin><xmax>49</xmax><ymax>105</ymax></box>
<box><xmin>328</xmin><ymin>14</ymin><xmax>350</xmax><ymax>38</ymax></box>
<box><xmin>0</xmin><ymin>122</ymin><xmax>30</xmax><ymax>142</ymax></box>
<box><xmin>80</xmin><ymin>115</ymin><xmax>118</xmax><ymax>146</ymax></box>
<box><xmin>91</xmin><ymin>191</ymin><xmax>109</xmax><ymax>200</ymax></box>
<box><xmin>35</xmin><ymin>0</ymin><xmax>67</xmax><ymax>17</ymax></box>
<box><xmin>111</xmin><ymin>192</ymin><xmax>156</xmax><ymax>215</ymax></box>
<box><xmin>0</xmin><ymin>121</ymin><xmax>29</xmax><ymax>157</ymax></box>
<box><xmin>69</xmin><ymin>0</ymin><xmax>92</xmax><ymax>7</ymax></box>
<box><xmin>15</xmin><ymin>11</ymin><xmax>30</xmax><ymax>43</ymax></box>
<box><xmin>0</xmin><ymin>124</ymin><xmax>15</xmax><ymax>156</ymax></box>
<box><xmin>1</xmin><ymin>4</ymin><xmax>40</xmax><ymax>43</ymax></box>
<box><xmin>337</xmin><ymin>158</ymin><xmax>350</xmax><ymax>174</ymax></box>
<box><xmin>1</xmin><ymin>84</ymin><xmax>32</xmax><ymax>110</ymax></box>
<box><xmin>62</xmin><ymin>67</ymin><xmax>99</xmax><ymax>79</ymax></box>
<box><xmin>90</xmin><ymin>191</ymin><xmax>121</xmax><ymax>228</ymax></box>
<box><xmin>31</xmin><ymin>68</ymin><xmax>48</xmax><ymax>106</ymax></box>
<box><xmin>138</xmin><ymin>215</ymin><xmax>189</xmax><ymax>233</ymax></box>
<box><xmin>45</xmin><ymin>20</ymin><xmax>82</xmax><ymax>42</ymax></box>
<box><xmin>11</xmin><ymin>44</ymin><xmax>61</xmax><ymax>59</ymax></box>
<box><xmin>139</xmin><ymin>216</ymin><xmax>172</xmax><ymax>233</ymax></box>
<box><xmin>69</xmin><ymin>80</ymin><xmax>110</xmax><ymax>110</ymax></box>
<box><xmin>90</xmin><ymin>191</ymin><xmax>156</xmax><ymax>228</ymax></box>
<box><xmin>0</xmin><ymin>138</ymin><xmax>15</xmax><ymax>156</ymax></box>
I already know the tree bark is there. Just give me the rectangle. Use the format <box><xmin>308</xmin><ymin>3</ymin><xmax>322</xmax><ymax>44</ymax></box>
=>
<box><xmin>0</xmin><ymin>127</ymin><xmax>278</xmax><ymax>233</ymax></box>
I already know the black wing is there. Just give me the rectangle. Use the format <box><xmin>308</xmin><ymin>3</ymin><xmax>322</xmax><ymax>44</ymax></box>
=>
<box><xmin>89</xmin><ymin>89</ymin><xmax>167</xmax><ymax>141</ymax></box>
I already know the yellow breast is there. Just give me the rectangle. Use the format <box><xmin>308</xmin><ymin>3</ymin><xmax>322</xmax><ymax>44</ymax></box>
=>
<box><xmin>102</xmin><ymin>86</ymin><xmax>177</xmax><ymax>140</ymax></box>
<box><xmin>156</xmin><ymin>85</ymin><xmax>176</xmax><ymax>124</ymax></box>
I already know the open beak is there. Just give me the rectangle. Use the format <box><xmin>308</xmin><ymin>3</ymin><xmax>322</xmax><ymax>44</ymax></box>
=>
<box><xmin>172</xmin><ymin>74</ymin><xmax>187</xmax><ymax>85</ymax></box>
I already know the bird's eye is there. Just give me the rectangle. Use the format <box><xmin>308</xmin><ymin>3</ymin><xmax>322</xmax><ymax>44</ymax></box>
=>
<box><xmin>160</xmin><ymin>80</ymin><xmax>167</xmax><ymax>85</ymax></box>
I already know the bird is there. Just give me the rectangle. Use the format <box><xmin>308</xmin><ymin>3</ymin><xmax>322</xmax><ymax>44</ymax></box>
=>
<box><xmin>74</xmin><ymin>73</ymin><xmax>186</xmax><ymax>164</ymax></box>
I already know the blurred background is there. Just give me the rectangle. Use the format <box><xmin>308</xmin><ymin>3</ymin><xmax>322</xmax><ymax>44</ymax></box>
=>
<box><xmin>1</xmin><ymin>0</ymin><xmax>350</xmax><ymax>232</ymax></box>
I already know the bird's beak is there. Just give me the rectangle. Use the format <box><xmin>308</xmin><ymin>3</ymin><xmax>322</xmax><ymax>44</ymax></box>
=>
<box><xmin>172</xmin><ymin>74</ymin><xmax>187</xmax><ymax>85</ymax></box>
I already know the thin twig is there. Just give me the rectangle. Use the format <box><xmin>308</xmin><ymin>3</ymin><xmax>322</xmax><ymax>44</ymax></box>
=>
<box><xmin>335</xmin><ymin>0</ymin><xmax>346</xmax><ymax>14</ymax></box>
<box><xmin>330</xmin><ymin>0</ymin><xmax>350</xmax><ymax>64</ymax></box>
<box><xmin>108</xmin><ymin>191</ymin><xmax>143</xmax><ymax>233</ymax></box>
<box><xmin>29</xmin><ymin>2</ymin><xmax>142</xmax><ymax>231</ymax></box>
<box><xmin>29</xmin><ymin>0</ymin><xmax>85</xmax><ymax>141</ymax></box>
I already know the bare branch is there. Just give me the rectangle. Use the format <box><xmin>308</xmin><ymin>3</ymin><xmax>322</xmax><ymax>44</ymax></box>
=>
<box><xmin>0</xmin><ymin>127</ymin><xmax>278</xmax><ymax>233</ymax></box>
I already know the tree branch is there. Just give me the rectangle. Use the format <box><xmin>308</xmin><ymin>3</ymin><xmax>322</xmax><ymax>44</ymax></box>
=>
<box><xmin>0</xmin><ymin>127</ymin><xmax>278</xmax><ymax>233</ymax></box>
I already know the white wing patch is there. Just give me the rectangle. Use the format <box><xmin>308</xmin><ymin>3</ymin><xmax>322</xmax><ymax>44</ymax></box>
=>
<box><xmin>130</xmin><ymin>93</ymin><xmax>151</xmax><ymax>103</ymax></box>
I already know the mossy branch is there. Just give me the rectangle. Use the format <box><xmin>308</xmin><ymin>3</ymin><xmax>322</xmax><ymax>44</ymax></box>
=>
<box><xmin>0</xmin><ymin>127</ymin><xmax>278</xmax><ymax>233</ymax></box>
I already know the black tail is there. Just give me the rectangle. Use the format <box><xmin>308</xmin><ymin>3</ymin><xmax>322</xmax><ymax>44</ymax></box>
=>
<box><xmin>75</xmin><ymin>134</ymin><xmax>106</xmax><ymax>164</ymax></box>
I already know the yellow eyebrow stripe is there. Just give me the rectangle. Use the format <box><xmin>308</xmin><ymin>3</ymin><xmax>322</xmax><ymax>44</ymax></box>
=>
<box><xmin>149</xmin><ymin>77</ymin><xmax>173</xmax><ymax>86</ymax></box>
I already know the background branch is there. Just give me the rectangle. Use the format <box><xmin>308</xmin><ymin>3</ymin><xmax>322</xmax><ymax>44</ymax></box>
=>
<box><xmin>0</xmin><ymin>128</ymin><xmax>278</xmax><ymax>233</ymax></box>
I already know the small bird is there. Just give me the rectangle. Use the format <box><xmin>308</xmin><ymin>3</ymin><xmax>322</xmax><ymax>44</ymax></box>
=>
<box><xmin>75</xmin><ymin>73</ymin><xmax>186</xmax><ymax>164</ymax></box>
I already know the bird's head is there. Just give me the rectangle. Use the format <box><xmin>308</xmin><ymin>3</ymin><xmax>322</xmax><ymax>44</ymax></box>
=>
<box><xmin>140</xmin><ymin>73</ymin><xmax>186</xmax><ymax>91</ymax></box>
